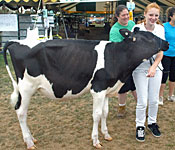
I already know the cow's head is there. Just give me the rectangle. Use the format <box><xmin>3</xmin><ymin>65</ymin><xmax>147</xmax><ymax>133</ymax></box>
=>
<box><xmin>119</xmin><ymin>27</ymin><xmax>169</xmax><ymax>53</ymax></box>
<box><xmin>115</xmin><ymin>27</ymin><xmax>169</xmax><ymax>82</ymax></box>
<box><xmin>119</xmin><ymin>27</ymin><xmax>169</xmax><ymax>64</ymax></box>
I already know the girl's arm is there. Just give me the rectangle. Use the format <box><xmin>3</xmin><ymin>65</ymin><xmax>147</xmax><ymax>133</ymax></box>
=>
<box><xmin>147</xmin><ymin>51</ymin><xmax>163</xmax><ymax>77</ymax></box>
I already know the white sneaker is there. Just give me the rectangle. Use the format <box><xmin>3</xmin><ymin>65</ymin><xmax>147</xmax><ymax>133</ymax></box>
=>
<box><xmin>168</xmin><ymin>95</ymin><xmax>175</xmax><ymax>102</ymax></box>
<box><xmin>159</xmin><ymin>96</ymin><xmax>163</xmax><ymax>105</ymax></box>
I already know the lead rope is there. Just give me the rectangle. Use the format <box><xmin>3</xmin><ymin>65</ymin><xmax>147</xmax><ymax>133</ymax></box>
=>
<box><xmin>149</xmin><ymin>57</ymin><xmax>169</xmax><ymax>73</ymax></box>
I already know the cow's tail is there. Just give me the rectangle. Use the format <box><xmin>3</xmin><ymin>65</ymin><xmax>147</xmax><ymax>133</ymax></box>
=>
<box><xmin>3</xmin><ymin>42</ymin><xmax>19</xmax><ymax>107</ymax></box>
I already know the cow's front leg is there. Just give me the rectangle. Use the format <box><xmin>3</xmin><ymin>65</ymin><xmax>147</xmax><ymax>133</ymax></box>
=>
<box><xmin>101</xmin><ymin>97</ymin><xmax>112</xmax><ymax>141</ymax></box>
<box><xmin>91</xmin><ymin>90</ymin><xmax>106</xmax><ymax>149</ymax></box>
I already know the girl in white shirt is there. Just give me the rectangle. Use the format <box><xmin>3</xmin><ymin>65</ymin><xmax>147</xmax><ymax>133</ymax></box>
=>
<box><xmin>132</xmin><ymin>3</ymin><xmax>165</xmax><ymax>142</ymax></box>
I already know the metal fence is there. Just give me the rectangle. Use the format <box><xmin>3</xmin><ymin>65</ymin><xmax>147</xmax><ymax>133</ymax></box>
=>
<box><xmin>0</xmin><ymin>13</ymin><xmax>83</xmax><ymax>52</ymax></box>
<box><xmin>0</xmin><ymin>13</ymin><xmax>54</xmax><ymax>51</ymax></box>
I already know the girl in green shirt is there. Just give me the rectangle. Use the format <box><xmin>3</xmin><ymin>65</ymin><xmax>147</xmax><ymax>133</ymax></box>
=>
<box><xmin>109</xmin><ymin>5</ymin><xmax>136</xmax><ymax>117</ymax></box>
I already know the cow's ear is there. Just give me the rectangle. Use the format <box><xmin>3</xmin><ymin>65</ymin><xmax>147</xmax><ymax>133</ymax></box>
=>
<box><xmin>133</xmin><ymin>27</ymin><xmax>140</xmax><ymax>33</ymax></box>
<box><xmin>119</xmin><ymin>29</ymin><xmax>131</xmax><ymax>39</ymax></box>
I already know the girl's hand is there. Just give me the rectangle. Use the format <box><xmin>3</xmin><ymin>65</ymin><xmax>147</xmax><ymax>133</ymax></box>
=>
<box><xmin>147</xmin><ymin>66</ymin><xmax>156</xmax><ymax>77</ymax></box>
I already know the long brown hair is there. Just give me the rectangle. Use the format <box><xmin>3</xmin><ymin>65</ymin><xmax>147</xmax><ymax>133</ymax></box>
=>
<box><xmin>137</xmin><ymin>3</ymin><xmax>163</xmax><ymax>26</ymax></box>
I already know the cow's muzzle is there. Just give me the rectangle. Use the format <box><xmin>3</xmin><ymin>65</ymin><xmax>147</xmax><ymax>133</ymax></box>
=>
<box><xmin>159</xmin><ymin>40</ymin><xmax>169</xmax><ymax>52</ymax></box>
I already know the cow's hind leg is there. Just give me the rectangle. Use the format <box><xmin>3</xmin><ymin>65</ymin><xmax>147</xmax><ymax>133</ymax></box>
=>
<box><xmin>91</xmin><ymin>90</ymin><xmax>106</xmax><ymax>149</ymax></box>
<box><xmin>101</xmin><ymin>97</ymin><xmax>112</xmax><ymax>141</ymax></box>
<box><xmin>16</xmin><ymin>82</ymin><xmax>37</xmax><ymax>150</ymax></box>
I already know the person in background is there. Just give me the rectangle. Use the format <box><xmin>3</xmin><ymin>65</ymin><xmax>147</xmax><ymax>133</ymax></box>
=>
<box><xmin>132</xmin><ymin>3</ymin><xmax>164</xmax><ymax>142</ymax></box>
<box><xmin>159</xmin><ymin>7</ymin><xmax>175</xmax><ymax>105</ymax></box>
<box><xmin>109</xmin><ymin>5</ymin><xmax>137</xmax><ymax>117</ymax></box>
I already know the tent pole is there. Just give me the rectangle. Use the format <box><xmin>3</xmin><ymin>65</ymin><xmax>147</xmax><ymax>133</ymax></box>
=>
<box><xmin>58</xmin><ymin>3</ymin><xmax>68</xmax><ymax>39</ymax></box>
<box><xmin>34</xmin><ymin>0</ymin><xmax>42</xmax><ymax>29</ymax></box>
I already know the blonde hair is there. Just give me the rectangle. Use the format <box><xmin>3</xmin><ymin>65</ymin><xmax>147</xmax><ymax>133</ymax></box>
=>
<box><xmin>137</xmin><ymin>2</ymin><xmax>163</xmax><ymax>26</ymax></box>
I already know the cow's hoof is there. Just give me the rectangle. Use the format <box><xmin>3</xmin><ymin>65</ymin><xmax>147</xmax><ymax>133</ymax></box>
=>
<box><xmin>33</xmin><ymin>139</ymin><xmax>37</xmax><ymax>144</ymax></box>
<box><xmin>27</xmin><ymin>145</ymin><xmax>37</xmax><ymax>150</ymax></box>
<box><xmin>94</xmin><ymin>143</ymin><xmax>103</xmax><ymax>149</ymax></box>
<box><xmin>105</xmin><ymin>136</ymin><xmax>113</xmax><ymax>141</ymax></box>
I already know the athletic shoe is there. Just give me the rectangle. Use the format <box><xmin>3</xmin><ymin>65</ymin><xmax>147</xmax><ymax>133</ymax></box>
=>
<box><xmin>117</xmin><ymin>105</ymin><xmax>126</xmax><ymax>117</ymax></box>
<box><xmin>159</xmin><ymin>96</ymin><xmax>163</xmax><ymax>105</ymax></box>
<box><xmin>136</xmin><ymin>126</ymin><xmax>145</xmax><ymax>142</ymax></box>
<box><xmin>168</xmin><ymin>95</ymin><xmax>175</xmax><ymax>102</ymax></box>
<box><xmin>147</xmin><ymin>123</ymin><xmax>161</xmax><ymax>137</ymax></box>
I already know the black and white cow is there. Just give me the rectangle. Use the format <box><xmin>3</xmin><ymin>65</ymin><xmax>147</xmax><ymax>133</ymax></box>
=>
<box><xmin>3</xmin><ymin>27</ymin><xmax>169</xmax><ymax>149</ymax></box>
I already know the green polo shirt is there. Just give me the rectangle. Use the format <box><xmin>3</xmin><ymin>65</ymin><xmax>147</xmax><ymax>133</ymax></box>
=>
<box><xmin>109</xmin><ymin>20</ymin><xmax>135</xmax><ymax>42</ymax></box>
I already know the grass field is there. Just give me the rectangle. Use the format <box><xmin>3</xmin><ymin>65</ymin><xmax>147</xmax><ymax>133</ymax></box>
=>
<box><xmin>0</xmin><ymin>53</ymin><xmax>175</xmax><ymax>150</ymax></box>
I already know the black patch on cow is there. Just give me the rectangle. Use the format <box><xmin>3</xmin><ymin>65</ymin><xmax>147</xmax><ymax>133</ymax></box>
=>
<box><xmin>7</xmin><ymin>43</ymin><xmax>31</xmax><ymax>80</ymax></box>
<box><xmin>91</xmin><ymin>68</ymin><xmax>117</xmax><ymax>92</ymax></box>
<box><xmin>40</xmin><ymin>39</ymin><xmax>98</xmax><ymax>97</ymax></box>
<box><xmin>104</xmin><ymin>42</ymin><xmax>131</xmax><ymax>83</ymax></box>
<box><xmin>15</xmin><ymin>93</ymin><xmax>21</xmax><ymax>110</ymax></box>
<box><xmin>91</xmin><ymin>69</ymin><xmax>107</xmax><ymax>92</ymax></box>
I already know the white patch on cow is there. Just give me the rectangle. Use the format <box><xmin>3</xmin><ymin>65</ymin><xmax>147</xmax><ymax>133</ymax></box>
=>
<box><xmin>18</xmin><ymin>69</ymin><xmax>56</xmax><ymax>99</ymax></box>
<box><xmin>61</xmin><ymin>87</ymin><xmax>90</xmax><ymax>99</ymax></box>
<box><xmin>94</xmin><ymin>41</ymin><xmax>111</xmax><ymax>71</ymax></box>
<box><xmin>60</xmin><ymin>80</ymin><xmax>94</xmax><ymax>99</ymax></box>
<box><xmin>133</xmin><ymin>37</ymin><xmax>136</xmax><ymax>41</ymax></box>
<box><xmin>11</xmin><ymin>27</ymin><xmax>49</xmax><ymax>48</ymax></box>
<box><xmin>19</xmin><ymin>69</ymin><xmax>92</xmax><ymax>100</ymax></box>
<box><xmin>142</xmin><ymin>59</ymin><xmax>147</xmax><ymax>62</ymax></box>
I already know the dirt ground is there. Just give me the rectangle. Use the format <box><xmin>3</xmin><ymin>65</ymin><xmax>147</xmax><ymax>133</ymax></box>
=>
<box><xmin>0</xmin><ymin>32</ymin><xmax>175</xmax><ymax>150</ymax></box>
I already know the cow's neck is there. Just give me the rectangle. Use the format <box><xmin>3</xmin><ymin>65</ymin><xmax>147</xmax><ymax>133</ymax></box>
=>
<box><xmin>104</xmin><ymin>42</ymin><xmax>134</xmax><ymax>82</ymax></box>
